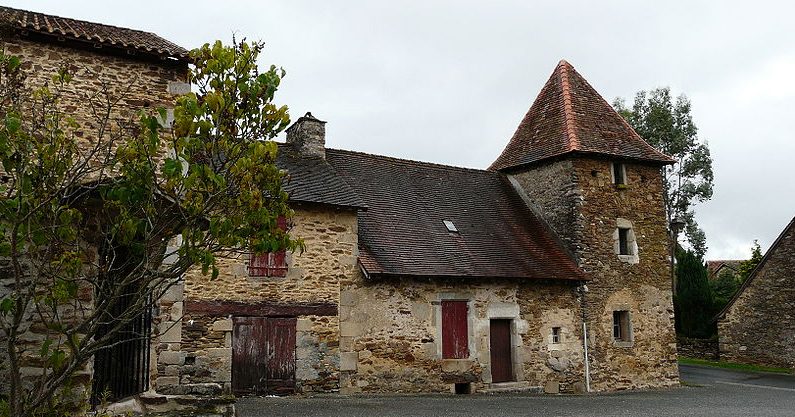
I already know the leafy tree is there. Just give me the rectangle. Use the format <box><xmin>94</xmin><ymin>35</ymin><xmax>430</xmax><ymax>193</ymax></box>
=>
<box><xmin>613</xmin><ymin>88</ymin><xmax>714</xmax><ymax>258</ymax></box>
<box><xmin>710</xmin><ymin>269</ymin><xmax>740</xmax><ymax>312</ymax></box>
<box><xmin>673</xmin><ymin>249</ymin><xmax>715</xmax><ymax>338</ymax></box>
<box><xmin>737</xmin><ymin>240</ymin><xmax>763</xmax><ymax>283</ymax></box>
<box><xmin>0</xmin><ymin>40</ymin><xmax>300</xmax><ymax>417</ymax></box>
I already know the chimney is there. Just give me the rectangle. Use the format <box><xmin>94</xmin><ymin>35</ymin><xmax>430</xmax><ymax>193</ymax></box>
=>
<box><xmin>286</xmin><ymin>112</ymin><xmax>326</xmax><ymax>159</ymax></box>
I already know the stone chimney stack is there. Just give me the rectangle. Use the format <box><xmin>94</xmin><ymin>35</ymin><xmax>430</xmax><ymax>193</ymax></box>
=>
<box><xmin>286</xmin><ymin>112</ymin><xmax>326</xmax><ymax>159</ymax></box>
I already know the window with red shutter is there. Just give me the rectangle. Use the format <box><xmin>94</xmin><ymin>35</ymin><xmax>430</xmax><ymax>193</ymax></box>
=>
<box><xmin>441</xmin><ymin>300</ymin><xmax>469</xmax><ymax>359</ymax></box>
<box><xmin>247</xmin><ymin>216</ymin><xmax>289</xmax><ymax>278</ymax></box>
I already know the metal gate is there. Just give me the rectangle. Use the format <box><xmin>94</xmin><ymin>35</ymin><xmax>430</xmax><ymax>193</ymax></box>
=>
<box><xmin>90</xmin><ymin>294</ymin><xmax>152</xmax><ymax>405</ymax></box>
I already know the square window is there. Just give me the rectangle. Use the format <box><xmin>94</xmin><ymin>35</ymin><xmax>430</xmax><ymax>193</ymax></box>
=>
<box><xmin>441</xmin><ymin>300</ymin><xmax>469</xmax><ymax>359</ymax></box>
<box><xmin>618</xmin><ymin>228</ymin><xmax>631</xmax><ymax>255</ymax></box>
<box><xmin>551</xmin><ymin>327</ymin><xmax>562</xmax><ymax>344</ymax></box>
<box><xmin>613</xmin><ymin>311</ymin><xmax>631</xmax><ymax>342</ymax></box>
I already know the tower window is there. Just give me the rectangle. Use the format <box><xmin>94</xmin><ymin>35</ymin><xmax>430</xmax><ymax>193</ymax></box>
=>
<box><xmin>613</xmin><ymin>162</ymin><xmax>626</xmax><ymax>185</ymax></box>
<box><xmin>613</xmin><ymin>311</ymin><xmax>631</xmax><ymax>342</ymax></box>
<box><xmin>618</xmin><ymin>228</ymin><xmax>631</xmax><ymax>255</ymax></box>
<box><xmin>551</xmin><ymin>327</ymin><xmax>562</xmax><ymax>344</ymax></box>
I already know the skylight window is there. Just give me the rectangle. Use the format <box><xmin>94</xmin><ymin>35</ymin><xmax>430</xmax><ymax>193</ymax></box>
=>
<box><xmin>443</xmin><ymin>220</ymin><xmax>458</xmax><ymax>233</ymax></box>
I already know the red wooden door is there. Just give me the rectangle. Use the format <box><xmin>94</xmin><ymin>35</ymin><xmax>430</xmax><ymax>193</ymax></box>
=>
<box><xmin>232</xmin><ymin>317</ymin><xmax>296</xmax><ymax>395</ymax></box>
<box><xmin>489</xmin><ymin>319</ymin><xmax>513</xmax><ymax>383</ymax></box>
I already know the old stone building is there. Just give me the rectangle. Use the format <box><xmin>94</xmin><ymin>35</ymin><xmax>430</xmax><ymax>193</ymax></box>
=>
<box><xmin>717</xmin><ymin>217</ymin><xmax>795</xmax><ymax>370</ymax></box>
<box><xmin>0</xmin><ymin>5</ymin><xmax>189</xmax><ymax>404</ymax></box>
<box><xmin>706</xmin><ymin>260</ymin><xmax>743</xmax><ymax>281</ymax></box>
<box><xmin>160</xmin><ymin>61</ymin><xmax>679</xmax><ymax>396</ymax></box>
<box><xmin>2</xmin><ymin>6</ymin><xmax>681</xmax><ymax>405</ymax></box>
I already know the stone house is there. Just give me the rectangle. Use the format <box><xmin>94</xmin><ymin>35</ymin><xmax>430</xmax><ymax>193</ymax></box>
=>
<box><xmin>2</xmin><ymin>6</ymin><xmax>681</xmax><ymax>404</ymax></box>
<box><xmin>706</xmin><ymin>260</ymin><xmax>743</xmax><ymax>281</ymax></box>
<box><xmin>0</xmin><ymin>5</ymin><xmax>189</xmax><ymax>404</ymax></box>
<box><xmin>160</xmin><ymin>60</ymin><xmax>679</xmax><ymax>396</ymax></box>
<box><xmin>717</xmin><ymin>217</ymin><xmax>795</xmax><ymax>370</ymax></box>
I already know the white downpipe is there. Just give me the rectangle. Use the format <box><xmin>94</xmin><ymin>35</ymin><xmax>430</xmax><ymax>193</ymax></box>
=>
<box><xmin>583</xmin><ymin>321</ymin><xmax>591</xmax><ymax>392</ymax></box>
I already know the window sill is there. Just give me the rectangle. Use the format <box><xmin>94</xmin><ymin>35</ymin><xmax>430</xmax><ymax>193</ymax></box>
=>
<box><xmin>616</xmin><ymin>254</ymin><xmax>639</xmax><ymax>264</ymax></box>
<box><xmin>613</xmin><ymin>340</ymin><xmax>634</xmax><ymax>348</ymax></box>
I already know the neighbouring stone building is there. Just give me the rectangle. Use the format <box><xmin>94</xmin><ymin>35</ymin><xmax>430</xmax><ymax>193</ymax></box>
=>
<box><xmin>717</xmin><ymin>217</ymin><xmax>795</xmax><ymax>370</ymax></box>
<box><xmin>706</xmin><ymin>260</ymin><xmax>743</xmax><ymax>281</ymax></box>
<box><xmin>1</xmin><ymin>6</ymin><xmax>681</xmax><ymax>406</ymax></box>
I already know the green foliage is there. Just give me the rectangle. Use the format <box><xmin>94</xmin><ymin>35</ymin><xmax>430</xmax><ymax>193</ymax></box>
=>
<box><xmin>674</xmin><ymin>250</ymin><xmax>715</xmax><ymax>338</ymax></box>
<box><xmin>710</xmin><ymin>269</ymin><xmax>740</xmax><ymax>313</ymax></box>
<box><xmin>737</xmin><ymin>240</ymin><xmax>763</xmax><ymax>283</ymax></box>
<box><xmin>614</xmin><ymin>88</ymin><xmax>714</xmax><ymax>258</ymax></box>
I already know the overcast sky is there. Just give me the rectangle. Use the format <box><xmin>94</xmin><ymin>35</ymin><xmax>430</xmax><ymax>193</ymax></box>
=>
<box><xmin>7</xmin><ymin>1</ymin><xmax>795</xmax><ymax>260</ymax></box>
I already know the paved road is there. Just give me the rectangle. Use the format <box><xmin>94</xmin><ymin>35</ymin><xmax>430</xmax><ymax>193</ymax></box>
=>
<box><xmin>236</xmin><ymin>365</ymin><xmax>795</xmax><ymax>417</ymax></box>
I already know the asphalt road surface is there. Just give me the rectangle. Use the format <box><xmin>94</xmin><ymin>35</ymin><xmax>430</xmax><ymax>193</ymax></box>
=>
<box><xmin>236</xmin><ymin>365</ymin><xmax>795</xmax><ymax>417</ymax></box>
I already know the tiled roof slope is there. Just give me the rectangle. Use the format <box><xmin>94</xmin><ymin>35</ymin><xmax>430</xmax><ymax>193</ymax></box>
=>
<box><xmin>0</xmin><ymin>6</ymin><xmax>189</xmax><ymax>61</ymax></box>
<box><xmin>706</xmin><ymin>259</ymin><xmax>743</xmax><ymax>278</ymax></box>
<box><xmin>490</xmin><ymin>60</ymin><xmax>674</xmax><ymax>171</ymax></box>
<box><xmin>276</xmin><ymin>144</ymin><xmax>366</xmax><ymax>209</ymax></box>
<box><xmin>326</xmin><ymin>149</ymin><xmax>586</xmax><ymax>281</ymax></box>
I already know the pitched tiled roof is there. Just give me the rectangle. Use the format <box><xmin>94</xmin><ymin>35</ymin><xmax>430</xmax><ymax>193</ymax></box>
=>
<box><xmin>326</xmin><ymin>149</ymin><xmax>586</xmax><ymax>281</ymax></box>
<box><xmin>0</xmin><ymin>6</ymin><xmax>189</xmax><ymax>62</ymax></box>
<box><xmin>490</xmin><ymin>60</ymin><xmax>674</xmax><ymax>171</ymax></box>
<box><xmin>276</xmin><ymin>144</ymin><xmax>366</xmax><ymax>209</ymax></box>
<box><xmin>706</xmin><ymin>259</ymin><xmax>743</xmax><ymax>278</ymax></box>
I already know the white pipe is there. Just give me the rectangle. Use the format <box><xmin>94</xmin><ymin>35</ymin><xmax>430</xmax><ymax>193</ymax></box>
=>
<box><xmin>583</xmin><ymin>321</ymin><xmax>591</xmax><ymax>393</ymax></box>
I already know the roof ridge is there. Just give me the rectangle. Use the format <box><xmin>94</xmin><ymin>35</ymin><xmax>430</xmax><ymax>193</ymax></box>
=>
<box><xmin>558</xmin><ymin>60</ymin><xmax>580</xmax><ymax>151</ymax></box>
<box><xmin>1</xmin><ymin>5</ymin><xmax>159</xmax><ymax>36</ymax></box>
<box><xmin>0</xmin><ymin>5</ymin><xmax>188</xmax><ymax>60</ymax></box>
<box><xmin>325</xmin><ymin>147</ymin><xmax>494</xmax><ymax>175</ymax></box>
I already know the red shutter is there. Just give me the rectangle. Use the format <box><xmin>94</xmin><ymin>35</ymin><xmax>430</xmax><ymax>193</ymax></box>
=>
<box><xmin>248</xmin><ymin>252</ymin><xmax>269</xmax><ymax>277</ymax></box>
<box><xmin>248</xmin><ymin>216</ymin><xmax>289</xmax><ymax>278</ymax></box>
<box><xmin>271</xmin><ymin>250</ymin><xmax>287</xmax><ymax>277</ymax></box>
<box><xmin>441</xmin><ymin>300</ymin><xmax>469</xmax><ymax>359</ymax></box>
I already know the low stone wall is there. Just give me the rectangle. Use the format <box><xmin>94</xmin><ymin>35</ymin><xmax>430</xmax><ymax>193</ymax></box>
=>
<box><xmin>676</xmin><ymin>336</ymin><xmax>718</xmax><ymax>360</ymax></box>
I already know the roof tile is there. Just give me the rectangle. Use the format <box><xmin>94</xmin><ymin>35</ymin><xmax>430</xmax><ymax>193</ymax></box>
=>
<box><xmin>326</xmin><ymin>149</ymin><xmax>586</xmax><ymax>281</ymax></box>
<box><xmin>490</xmin><ymin>60</ymin><xmax>674</xmax><ymax>171</ymax></box>
<box><xmin>0</xmin><ymin>6</ymin><xmax>189</xmax><ymax>62</ymax></box>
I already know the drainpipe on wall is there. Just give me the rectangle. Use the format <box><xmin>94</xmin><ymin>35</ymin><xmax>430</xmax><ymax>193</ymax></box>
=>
<box><xmin>578</xmin><ymin>282</ymin><xmax>591</xmax><ymax>393</ymax></box>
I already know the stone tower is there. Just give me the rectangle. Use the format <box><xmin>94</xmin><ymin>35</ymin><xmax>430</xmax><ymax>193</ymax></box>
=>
<box><xmin>491</xmin><ymin>60</ymin><xmax>679</xmax><ymax>390</ymax></box>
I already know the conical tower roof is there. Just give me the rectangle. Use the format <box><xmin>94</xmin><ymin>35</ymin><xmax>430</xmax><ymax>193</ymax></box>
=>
<box><xmin>490</xmin><ymin>60</ymin><xmax>674</xmax><ymax>171</ymax></box>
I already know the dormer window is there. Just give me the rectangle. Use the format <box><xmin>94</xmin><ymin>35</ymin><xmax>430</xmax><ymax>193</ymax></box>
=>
<box><xmin>612</xmin><ymin>162</ymin><xmax>626</xmax><ymax>185</ymax></box>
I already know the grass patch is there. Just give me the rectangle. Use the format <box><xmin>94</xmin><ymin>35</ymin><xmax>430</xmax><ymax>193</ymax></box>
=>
<box><xmin>679</xmin><ymin>356</ymin><xmax>793</xmax><ymax>374</ymax></box>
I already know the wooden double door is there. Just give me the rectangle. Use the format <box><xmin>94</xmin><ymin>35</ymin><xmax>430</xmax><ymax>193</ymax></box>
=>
<box><xmin>232</xmin><ymin>317</ymin><xmax>296</xmax><ymax>395</ymax></box>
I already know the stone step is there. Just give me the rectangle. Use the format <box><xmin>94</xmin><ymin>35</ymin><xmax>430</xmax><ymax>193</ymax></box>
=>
<box><xmin>482</xmin><ymin>381</ymin><xmax>541</xmax><ymax>393</ymax></box>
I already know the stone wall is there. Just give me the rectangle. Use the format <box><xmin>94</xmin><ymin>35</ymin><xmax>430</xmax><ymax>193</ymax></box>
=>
<box><xmin>718</xmin><ymin>220</ymin><xmax>795</xmax><ymax>370</ymax></box>
<box><xmin>338</xmin><ymin>274</ymin><xmax>587</xmax><ymax>394</ymax></box>
<box><xmin>511</xmin><ymin>156</ymin><xmax>679</xmax><ymax>391</ymax></box>
<box><xmin>2</xmin><ymin>38</ymin><xmax>187</xmax><ymax>158</ymax></box>
<box><xmin>153</xmin><ymin>205</ymin><xmax>358</xmax><ymax>395</ymax></box>
<box><xmin>677</xmin><ymin>336</ymin><xmax>718</xmax><ymax>361</ymax></box>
